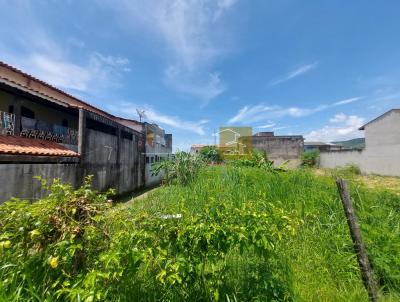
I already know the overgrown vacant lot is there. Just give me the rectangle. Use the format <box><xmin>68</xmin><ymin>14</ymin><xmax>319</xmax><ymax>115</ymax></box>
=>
<box><xmin>1</xmin><ymin>168</ymin><xmax>399</xmax><ymax>301</ymax></box>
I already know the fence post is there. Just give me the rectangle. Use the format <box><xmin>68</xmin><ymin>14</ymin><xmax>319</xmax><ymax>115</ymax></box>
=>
<box><xmin>335</xmin><ymin>177</ymin><xmax>379</xmax><ymax>302</ymax></box>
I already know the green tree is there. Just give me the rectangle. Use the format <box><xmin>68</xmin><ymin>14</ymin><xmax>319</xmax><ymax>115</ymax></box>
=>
<box><xmin>199</xmin><ymin>145</ymin><xmax>221</xmax><ymax>163</ymax></box>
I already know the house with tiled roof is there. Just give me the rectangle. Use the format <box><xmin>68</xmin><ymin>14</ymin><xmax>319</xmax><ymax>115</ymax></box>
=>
<box><xmin>0</xmin><ymin>61</ymin><xmax>172</xmax><ymax>202</ymax></box>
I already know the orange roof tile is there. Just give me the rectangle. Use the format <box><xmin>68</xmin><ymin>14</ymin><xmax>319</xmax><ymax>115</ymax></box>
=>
<box><xmin>0</xmin><ymin>136</ymin><xmax>80</xmax><ymax>157</ymax></box>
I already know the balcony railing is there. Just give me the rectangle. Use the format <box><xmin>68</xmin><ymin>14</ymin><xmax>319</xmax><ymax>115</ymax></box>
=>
<box><xmin>0</xmin><ymin>111</ymin><xmax>15</xmax><ymax>135</ymax></box>
<box><xmin>20</xmin><ymin>117</ymin><xmax>78</xmax><ymax>145</ymax></box>
<box><xmin>0</xmin><ymin>111</ymin><xmax>78</xmax><ymax>145</ymax></box>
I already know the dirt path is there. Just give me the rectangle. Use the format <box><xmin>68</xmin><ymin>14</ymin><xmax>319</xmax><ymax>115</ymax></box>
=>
<box><xmin>116</xmin><ymin>186</ymin><xmax>160</xmax><ymax>208</ymax></box>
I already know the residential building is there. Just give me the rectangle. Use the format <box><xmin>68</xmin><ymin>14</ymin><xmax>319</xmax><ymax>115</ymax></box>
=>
<box><xmin>0</xmin><ymin>61</ymin><xmax>172</xmax><ymax>202</ymax></box>
<box><xmin>119</xmin><ymin>119</ymin><xmax>173</xmax><ymax>186</ymax></box>
<box><xmin>319</xmin><ymin>109</ymin><xmax>400</xmax><ymax>176</ymax></box>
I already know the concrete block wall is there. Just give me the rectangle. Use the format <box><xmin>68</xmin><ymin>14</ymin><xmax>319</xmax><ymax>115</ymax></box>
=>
<box><xmin>0</xmin><ymin>163</ymin><xmax>79</xmax><ymax>202</ymax></box>
<box><xmin>81</xmin><ymin>124</ymin><xmax>145</xmax><ymax>195</ymax></box>
<box><xmin>252</xmin><ymin>136</ymin><xmax>304</xmax><ymax>168</ymax></box>
<box><xmin>319</xmin><ymin>147</ymin><xmax>400</xmax><ymax>177</ymax></box>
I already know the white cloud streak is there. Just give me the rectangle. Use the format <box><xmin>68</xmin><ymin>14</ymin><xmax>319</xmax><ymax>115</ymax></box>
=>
<box><xmin>305</xmin><ymin>113</ymin><xmax>365</xmax><ymax>142</ymax></box>
<box><xmin>270</xmin><ymin>62</ymin><xmax>319</xmax><ymax>86</ymax></box>
<box><xmin>228</xmin><ymin>96</ymin><xmax>363</xmax><ymax>124</ymax></box>
<box><xmin>256</xmin><ymin>123</ymin><xmax>276</xmax><ymax>129</ymax></box>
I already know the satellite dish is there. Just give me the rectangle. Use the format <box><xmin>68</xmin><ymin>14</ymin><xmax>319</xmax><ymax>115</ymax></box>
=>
<box><xmin>136</xmin><ymin>109</ymin><xmax>146</xmax><ymax>122</ymax></box>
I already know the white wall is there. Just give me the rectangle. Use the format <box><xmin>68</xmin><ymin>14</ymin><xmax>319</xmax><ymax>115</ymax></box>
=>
<box><xmin>364</xmin><ymin>110</ymin><xmax>400</xmax><ymax>148</ymax></box>
<box><xmin>320</xmin><ymin>150</ymin><xmax>363</xmax><ymax>170</ymax></box>
<box><xmin>319</xmin><ymin>110</ymin><xmax>400</xmax><ymax>176</ymax></box>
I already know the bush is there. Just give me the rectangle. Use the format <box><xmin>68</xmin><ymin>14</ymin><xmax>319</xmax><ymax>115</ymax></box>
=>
<box><xmin>152</xmin><ymin>151</ymin><xmax>205</xmax><ymax>185</ymax></box>
<box><xmin>227</xmin><ymin>151</ymin><xmax>288</xmax><ymax>172</ymax></box>
<box><xmin>199</xmin><ymin>145</ymin><xmax>221</xmax><ymax>163</ymax></box>
<box><xmin>0</xmin><ymin>172</ymin><xmax>301</xmax><ymax>301</ymax></box>
<box><xmin>0</xmin><ymin>176</ymin><xmax>114</xmax><ymax>301</ymax></box>
<box><xmin>301</xmin><ymin>150</ymin><xmax>320</xmax><ymax>167</ymax></box>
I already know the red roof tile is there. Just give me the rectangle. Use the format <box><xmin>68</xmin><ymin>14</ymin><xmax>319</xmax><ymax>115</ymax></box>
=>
<box><xmin>0</xmin><ymin>136</ymin><xmax>80</xmax><ymax>157</ymax></box>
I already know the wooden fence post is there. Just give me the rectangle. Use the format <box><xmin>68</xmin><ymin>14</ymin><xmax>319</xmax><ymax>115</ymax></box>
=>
<box><xmin>336</xmin><ymin>177</ymin><xmax>379</xmax><ymax>302</ymax></box>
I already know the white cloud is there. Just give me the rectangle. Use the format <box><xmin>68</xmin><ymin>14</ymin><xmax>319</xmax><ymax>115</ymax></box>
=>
<box><xmin>329</xmin><ymin>113</ymin><xmax>347</xmax><ymax>123</ymax></box>
<box><xmin>270</xmin><ymin>62</ymin><xmax>319</xmax><ymax>86</ymax></box>
<box><xmin>228</xmin><ymin>96</ymin><xmax>363</xmax><ymax>124</ymax></box>
<box><xmin>27</xmin><ymin>54</ymin><xmax>92</xmax><ymax>91</ymax></box>
<box><xmin>112</xmin><ymin>0</ymin><xmax>233</xmax><ymax>70</ymax></box>
<box><xmin>16</xmin><ymin>52</ymin><xmax>130</xmax><ymax>93</ymax></box>
<box><xmin>0</xmin><ymin>7</ymin><xmax>131</xmax><ymax>94</ymax></box>
<box><xmin>91</xmin><ymin>52</ymin><xmax>131</xmax><ymax>72</ymax></box>
<box><xmin>108</xmin><ymin>102</ymin><xmax>208</xmax><ymax>135</ymax></box>
<box><xmin>107</xmin><ymin>0</ymin><xmax>235</xmax><ymax>103</ymax></box>
<box><xmin>305</xmin><ymin>113</ymin><xmax>365</xmax><ymax>142</ymax></box>
<box><xmin>0</xmin><ymin>26</ymin><xmax>131</xmax><ymax>94</ymax></box>
<box><xmin>164</xmin><ymin>66</ymin><xmax>225</xmax><ymax>104</ymax></box>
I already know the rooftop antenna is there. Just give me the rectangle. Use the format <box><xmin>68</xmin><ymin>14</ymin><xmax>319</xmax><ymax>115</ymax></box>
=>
<box><xmin>136</xmin><ymin>109</ymin><xmax>146</xmax><ymax>122</ymax></box>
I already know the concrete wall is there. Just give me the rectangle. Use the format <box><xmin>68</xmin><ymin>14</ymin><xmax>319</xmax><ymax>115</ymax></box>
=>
<box><xmin>364</xmin><ymin>110</ymin><xmax>400</xmax><ymax>148</ymax></box>
<box><xmin>0</xmin><ymin>162</ymin><xmax>79</xmax><ymax>202</ymax></box>
<box><xmin>252</xmin><ymin>136</ymin><xmax>304</xmax><ymax>167</ymax></box>
<box><xmin>319</xmin><ymin>110</ymin><xmax>400</xmax><ymax>176</ymax></box>
<box><xmin>319</xmin><ymin>150</ymin><xmax>363</xmax><ymax>170</ymax></box>
<box><xmin>320</xmin><ymin>147</ymin><xmax>400</xmax><ymax>176</ymax></box>
<box><xmin>82</xmin><ymin>119</ymin><xmax>145</xmax><ymax>195</ymax></box>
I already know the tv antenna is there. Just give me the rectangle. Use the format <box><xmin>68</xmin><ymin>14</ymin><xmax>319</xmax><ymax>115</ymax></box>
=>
<box><xmin>136</xmin><ymin>109</ymin><xmax>146</xmax><ymax>122</ymax></box>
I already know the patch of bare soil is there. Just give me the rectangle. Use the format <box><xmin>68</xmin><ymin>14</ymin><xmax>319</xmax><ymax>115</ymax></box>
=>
<box><xmin>355</xmin><ymin>174</ymin><xmax>400</xmax><ymax>194</ymax></box>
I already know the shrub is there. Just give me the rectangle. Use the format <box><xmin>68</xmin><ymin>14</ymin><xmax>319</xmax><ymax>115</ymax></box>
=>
<box><xmin>199</xmin><ymin>145</ymin><xmax>221</xmax><ymax>163</ymax></box>
<box><xmin>0</xmin><ymin>171</ymin><xmax>301</xmax><ymax>301</ymax></box>
<box><xmin>0</xmin><ymin>176</ymin><xmax>114</xmax><ymax>301</ymax></box>
<box><xmin>152</xmin><ymin>151</ymin><xmax>205</xmax><ymax>185</ymax></box>
<box><xmin>227</xmin><ymin>151</ymin><xmax>288</xmax><ymax>172</ymax></box>
<box><xmin>301</xmin><ymin>150</ymin><xmax>320</xmax><ymax>167</ymax></box>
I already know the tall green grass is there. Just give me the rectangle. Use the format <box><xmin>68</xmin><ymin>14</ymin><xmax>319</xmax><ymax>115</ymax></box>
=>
<box><xmin>128</xmin><ymin>166</ymin><xmax>400</xmax><ymax>301</ymax></box>
<box><xmin>0</xmin><ymin>167</ymin><xmax>399</xmax><ymax>301</ymax></box>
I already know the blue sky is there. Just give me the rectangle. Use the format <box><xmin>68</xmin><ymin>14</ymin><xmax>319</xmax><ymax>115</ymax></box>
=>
<box><xmin>1</xmin><ymin>1</ymin><xmax>400</xmax><ymax>150</ymax></box>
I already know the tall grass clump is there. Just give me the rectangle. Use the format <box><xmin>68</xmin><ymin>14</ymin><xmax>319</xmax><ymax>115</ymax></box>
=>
<box><xmin>199</xmin><ymin>145</ymin><xmax>222</xmax><ymax>164</ymax></box>
<box><xmin>152</xmin><ymin>151</ymin><xmax>205</xmax><ymax>185</ymax></box>
<box><xmin>301</xmin><ymin>150</ymin><xmax>320</xmax><ymax>167</ymax></box>
<box><xmin>226</xmin><ymin>150</ymin><xmax>288</xmax><ymax>172</ymax></box>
